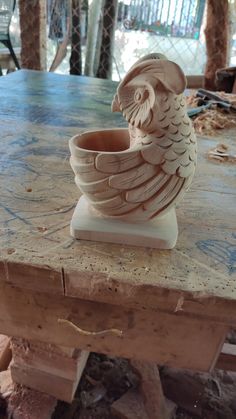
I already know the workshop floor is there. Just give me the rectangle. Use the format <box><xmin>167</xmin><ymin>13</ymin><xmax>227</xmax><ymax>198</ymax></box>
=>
<box><xmin>1</xmin><ymin>351</ymin><xmax>236</xmax><ymax>418</ymax></box>
<box><xmin>52</xmin><ymin>353</ymin><xmax>236</xmax><ymax>419</ymax></box>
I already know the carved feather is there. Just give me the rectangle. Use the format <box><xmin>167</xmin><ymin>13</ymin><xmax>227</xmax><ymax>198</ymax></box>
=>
<box><xmin>70</xmin><ymin>57</ymin><xmax>197</xmax><ymax>221</ymax></box>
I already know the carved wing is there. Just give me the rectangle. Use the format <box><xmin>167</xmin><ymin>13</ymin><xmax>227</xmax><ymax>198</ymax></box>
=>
<box><xmin>71</xmin><ymin>131</ymin><xmax>196</xmax><ymax>221</ymax></box>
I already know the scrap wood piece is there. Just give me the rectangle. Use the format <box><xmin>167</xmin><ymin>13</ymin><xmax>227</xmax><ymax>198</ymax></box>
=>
<box><xmin>11</xmin><ymin>338</ymin><xmax>86</xmax><ymax>382</ymax></box>
<box><xmin>11</xmin><ymin>338</ymin><xmax>89</xmax><ymax>403</ymax></box>
<box><xmin>130</xmin><ymin>360</ymin><xmax>175</xmax><ymax>419</ymax></box>
<box><xmin>207</xmin><ymin>143</ymin><xmax>236</xmax><ymax>163</ymax></box>
<box><xmin>0</xmin><ymin>335</ymin><xmax>11</xmax><ymax>372</ymax></box>
<box><xmin>111</xmin><ymin>389</ymin><xmax>148</xmax><ymax>419</ymax></box>
<box><xmin>111</xmin><ymin>388</ymin><xmax>176</xmax><ymax>419</ymax></box>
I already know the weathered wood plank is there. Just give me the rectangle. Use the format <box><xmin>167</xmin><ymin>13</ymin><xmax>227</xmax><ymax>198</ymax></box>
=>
<box><xmin>11</xmin><ymin>364</ymin><xmax>77</xmax><ymax>402</ymax></box>
<box><xmin>1</xmin><ymin>261</ymin><xmax>64</xmax><ymax>295</ymax></box>
<box><xmin>11</xmin><ymin>338</ymin><xmax>87</xmax><ymax>381</ymax></box>
<box><xmin>11</xmin><ymin>338</ymin><xmax>89</xmax><ymax>402</ymax></box>
<box><xmin>0</xmin><ymin>283</ymin><xmax>228</xmax><ymax>372</ymax></box>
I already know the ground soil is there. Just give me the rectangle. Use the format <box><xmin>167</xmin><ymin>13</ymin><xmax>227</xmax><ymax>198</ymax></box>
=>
<box><xmin>1</xmin><ymin>350</ymin><xmax>236</xmax><ymax>418</ymax></box>
<box><xmin>52</xmin><ymin>352</ymin><xmax>236</xmax><ymax>419</ymax></box>
<box><xmin>53</xmin><ymin>353</ymin><xmax>140</xmax><ymax>419</ymax></box>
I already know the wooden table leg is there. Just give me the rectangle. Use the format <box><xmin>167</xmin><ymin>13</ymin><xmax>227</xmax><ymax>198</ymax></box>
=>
<box><xmin>10</xmin><ymin>338</ymin><xmax>89</xmax><ymax>402</ymax></box>
<box><xmin>131</xmin><ymin>360</ymin><xmax>173</xmax><ymax>419</ymax></box>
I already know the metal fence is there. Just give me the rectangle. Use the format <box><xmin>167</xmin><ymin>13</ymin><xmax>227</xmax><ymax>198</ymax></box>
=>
<box><xmin>45</xmin><ymin>0</ymin><xmax>207</xmax><ymax>78</ymax></box>
<box><xmin>1</xmin><ymin>0</ymin><xmax>236</xmax><ymax>82</ymax></box>
<box><xmin>118</xmin><ymin>0</ymin><xmax>205</xmax><ymax>40</ymax></box>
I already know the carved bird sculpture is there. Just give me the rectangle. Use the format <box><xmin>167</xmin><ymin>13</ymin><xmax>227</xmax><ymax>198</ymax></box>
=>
<box><xmin>69</xmin><ymin>55</ymin><xmax>197</xmax><ymax>223</ymax></box>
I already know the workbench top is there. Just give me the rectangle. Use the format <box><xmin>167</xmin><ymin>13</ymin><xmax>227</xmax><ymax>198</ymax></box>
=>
<box><xmin>0</xmin><ymin>70</ymin><xmax>235</xmax><ymax>322</ymax></box>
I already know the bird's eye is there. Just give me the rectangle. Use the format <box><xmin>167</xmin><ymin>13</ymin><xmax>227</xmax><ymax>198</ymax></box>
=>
<box><xmin>135</xmin><ymin>91</ymin><xmax>142</xmax><ymax>101</ymax></box>
<box><xmin>134</xmin><ymin>88</ymin><xmax>149</xmax><ymax>104</ymax></box>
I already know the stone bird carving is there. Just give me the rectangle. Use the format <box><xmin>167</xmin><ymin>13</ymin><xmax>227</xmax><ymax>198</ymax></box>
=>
<box><xmin>69</xmin><ymin>56</ymin><xmax>197</xmax><ymax>223</ymax></box>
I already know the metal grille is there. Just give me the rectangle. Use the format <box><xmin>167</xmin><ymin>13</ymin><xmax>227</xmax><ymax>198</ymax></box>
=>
<box><xmin>0</xmin><ymin>0</ymin><xmax>16</xmax><ymax>35</ymax></box>
<box><xmin>118</xmin><ymin>0</ymin><xmax>205</xmax><ymax>39</ymax></box>
<box><xmin>113</xmin><ymin>0</ymin><xmax>206</xmax><ymax>80</ymax></box>
<box><xmin>2</xmin><ymin>0</ymin><xmax>236</xmax><ymax>83</ymax></box>
<box><xmin>45</xmin><ymin>0</ymin><xmax>207</xmax><ymax>78</ymax></box>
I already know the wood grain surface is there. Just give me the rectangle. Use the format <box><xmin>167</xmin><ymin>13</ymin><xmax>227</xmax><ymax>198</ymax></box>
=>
<box><xmin>0</xmin><ymin>70</ymin><xmax>235</xmax><ymax>323</ymax></box>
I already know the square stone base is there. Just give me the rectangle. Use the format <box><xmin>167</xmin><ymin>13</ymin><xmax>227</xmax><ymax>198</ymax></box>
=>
<box><xmin>70</xmin><ymin>197</ymin><xmax>178</xmax><ymax>249</ymax></box>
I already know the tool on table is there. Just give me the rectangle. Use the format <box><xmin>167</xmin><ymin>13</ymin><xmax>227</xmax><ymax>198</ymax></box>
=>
<box><xmin>187</xmin><ymin>102</ymin><xmax>211</xmax><ymax>117</ymax></box>
<box><xmin>187</xmin><ymin>88</ymin><xmax>236</xmax><ymax>118</ymax></box>
<box><xmin>196</xmin><ymin>89</ymin><xmax>236</xmax><ymax>112</ymax></box>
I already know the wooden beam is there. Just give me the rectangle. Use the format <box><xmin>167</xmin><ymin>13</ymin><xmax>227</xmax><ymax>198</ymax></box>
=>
<box><xmin>19</xmin><ymin>0</ymin><xmax>47</xmax><ymax>70</ymax></box>
<box><xmin>1</xmin><ymin>260</ymin><xmax>64</xmax><ymax>295</ymax></box>
<box><xmin>0</xmin><ymin>282</ymin><xmax>227</xmax><ymax>372</ymax></box>
<box><xmin>2</xmin><ymin>256</ymin><xmax>236</xmax><ymax>329</ymax></box>
<box><xmin>11</xmin><ymin>338</ymin><xmax>89</xmax><ymax>402</ymax></box>
<box><xmin>204</xmin><ymin>0</ymin><xmax>229</xmax><ymax>90</ymax></box>
<box><xmin>131</xmin><ymin>361</ymin><xmax>172</xmax><ymax>419</ymax></box>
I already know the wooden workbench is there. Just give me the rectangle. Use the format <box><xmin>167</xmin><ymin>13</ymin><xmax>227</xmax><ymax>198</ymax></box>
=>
<box><xmin>0</xmin><ymin>70</ymin><xmax>235</xmax><ymax>382</ymax></box>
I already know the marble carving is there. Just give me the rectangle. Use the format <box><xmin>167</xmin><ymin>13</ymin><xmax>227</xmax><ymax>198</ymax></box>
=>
<box><xmin>69</xmin><ymin>54</ymin><xmax>197</xmax><ymax>249</ymax></box>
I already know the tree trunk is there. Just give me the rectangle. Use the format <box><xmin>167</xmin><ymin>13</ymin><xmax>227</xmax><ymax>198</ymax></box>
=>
<box><xmin>96</xmin><ymin>0</ymin><xmax>118</xmax><ymax>79</ymax></box>
<box><xmin>70</xmin><ymin>0</ymin><xmax>82</xmax><ymax>75</ymax></box>
<box><xmin>19</xmin><ymin>0</ymin><xmax>47</xmax><ymax>70</ymax></box>
<box><xmin>204</xmin><ymin>0</ymin><xmax>229</xmax><ymax>90</ymax></box>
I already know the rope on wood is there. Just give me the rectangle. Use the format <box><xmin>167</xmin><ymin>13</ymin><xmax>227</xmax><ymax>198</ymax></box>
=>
<box><xmin>58</xmin><ymin>318</ymin><xmax>123</xmax><ymax>337</ymax></box>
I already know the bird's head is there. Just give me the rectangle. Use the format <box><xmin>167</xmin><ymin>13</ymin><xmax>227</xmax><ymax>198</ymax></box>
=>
<box><xmin>112</xmin><ymin>56</ymin><xmax>186</xmax><ymax>133</ymax></box>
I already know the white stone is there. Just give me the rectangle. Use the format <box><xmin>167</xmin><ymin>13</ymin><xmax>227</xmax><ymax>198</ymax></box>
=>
<box><xmin>70</xmin><ymin>196</ymin><xmax>178</xmax><ymax>249</ymax></box>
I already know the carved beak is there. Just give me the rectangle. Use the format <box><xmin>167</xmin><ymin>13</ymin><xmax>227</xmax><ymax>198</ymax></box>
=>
<box><xmin>111</xmin><ymin>94</ymin><xmax>120</xmax><ymax>112</ymax></box>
